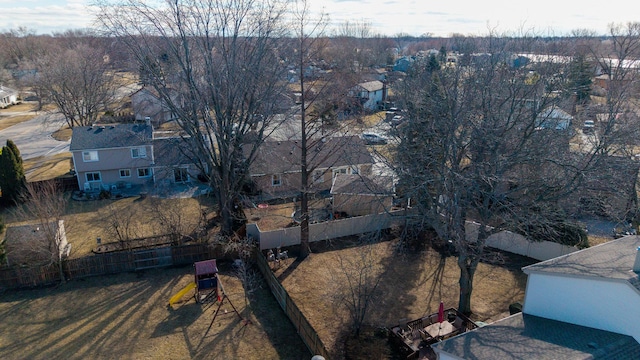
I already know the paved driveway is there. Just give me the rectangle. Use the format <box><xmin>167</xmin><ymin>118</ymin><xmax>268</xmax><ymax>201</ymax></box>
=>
<box><xmin>0</xmin><ymin>112</ymin><xmax>69</xmax><ymax>160</ymax></box>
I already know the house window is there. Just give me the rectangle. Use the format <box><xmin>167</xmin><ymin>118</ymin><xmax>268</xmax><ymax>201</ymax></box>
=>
<box><xmin>313</xmin><ymin>170</ymin><xmax>324</xmax><ymax>183</ymax></box>
<box><xmin>272</xmin><ymin>174</ymin><xmax>282</xmax><ymax>186</ymax></box>
<box><xmin>119</xmin><ymin>169</ymin><xmax>131</xmax><ymax>178</ymax></box>
<box><xmin>349</xmin><ymin>166</ymin><xmax>359</xmax><ymax>175</ymax></box>
<box><xmin>333</xmin><ymin>168</ymin><xmax>347</xmax><ymax>178</ymax></box>
<box><xmin>86</xmin><ymin>172</ymin><xmax>101</xmax><ymax>182</ymax></box>
<box><xmin>131</xmin><ymin>147</ymin><xmax>147</xmax><ymax>158</ymax></box>
<box><xmin>137</xmin><ymin>168</ymin><xmax>151</xmax><ymax>178</ymax></box>
<box><xmin>82</xmin><ymin>151</ymin><xmax>99</xmax><ymax>162</ymax></box>
<box><xmin>174</xmin><ymin>168</ymin><xmax>189</xmax><ymax>183</ymax></box>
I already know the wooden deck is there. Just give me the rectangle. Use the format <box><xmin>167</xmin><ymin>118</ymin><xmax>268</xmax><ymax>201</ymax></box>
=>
<box><xmin>389</xmin><ymin>308</ymin><xmax>478</xmax><ymax>359</ymax></box>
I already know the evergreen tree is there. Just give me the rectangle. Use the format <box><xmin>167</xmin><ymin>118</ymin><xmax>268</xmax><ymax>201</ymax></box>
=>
<box><xmin>439</xmin><ymin>46</ymin><xmax>447</xmax><ymax>63</ymax></box>
<box><xmin>6</xmin><ymin>140</ymin><xmax>22</xmax><ymax>166</ymax></box>
<box><xmin>0</xmin><ymin>140</ymin><xmax>25</xmax><ymax>204</ymax></box>
<box><xmin>568</xmin><ymin>54</ymin><xmax>593</xmax><ymax>104</ymax></box>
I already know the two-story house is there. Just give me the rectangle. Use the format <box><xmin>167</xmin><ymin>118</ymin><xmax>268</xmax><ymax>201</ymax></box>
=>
<box><xmin>349</xmin><ymin>80</ymin><xmax>387</xmax><ymax>111</ymax></box>
<box><xmin>71</xmin><ymin>122</ymin><xmax>201</xmax><ymax>192</ymax></box>
<box><xmin>130</xmin><ymin>86</ymin><xmax>181</xmax><ymax>126</ymax></box>
<box><xmin>71</xmin><ymin>123</ymin><xmax>155</xmax><ymax>191</ymax></box>
<box><xmin>432</xmin><ymin>236</ymin><xmax>640</xmax><ymax>359</ymax></box>
<box><xmin>246</xmin><ymin>136</ymin><xmax>375</xmax><ymax>200</ymax></box>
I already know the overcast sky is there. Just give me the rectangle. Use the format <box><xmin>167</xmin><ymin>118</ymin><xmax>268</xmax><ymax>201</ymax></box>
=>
<box><xmin>1</xmin><ymin>0</ymin><xmax>639</xmax><ymax>37</ymax></box>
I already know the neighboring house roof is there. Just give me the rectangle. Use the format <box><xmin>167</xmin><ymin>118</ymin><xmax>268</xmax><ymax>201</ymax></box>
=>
<box><xmin>0</xmin><ymin>85</ymin><xmax>18</xmax><ymax>97</ymax></box>
<box><xmin>432</xmin><ymin>313</ymin><xmax>640</xmax><ymax>359</ymax></box>
<box><xmin>248</xmin><ymin>136</ymin><xmax>374</xmax><ymax>175</ymax></box>
<box><xmin>523</xmin><ymin>235</ymin><xmax>640</xmax><ymax>292</ymax></box>
<box><xmin>330</xmin><ymin>174</ymin><xmax>393</xmax><ymax>196</ymax></box>
<box><xmin>152</xmin><ymin>137</ymin><xmax>195</xmax><ymax>167</ymax></box>
<box><xmin>70</xmin><ymin>123</ymin><xmax>153</xmax><ymax>151</ymax></box>
<box><xmin>535</xmin><ymin>106</ymin><xmax>573</xmax><ymax>130</ymax></box>
<box><xmin>357</xmin><ymin>80</ymin><xmax>384</xmax><ymax>93</ymax></box>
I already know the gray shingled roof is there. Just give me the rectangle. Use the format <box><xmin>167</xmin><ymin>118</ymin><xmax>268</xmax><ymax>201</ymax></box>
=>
<box><xmin>247</xmin><ymin>136</ymin><xmax>374</xmax><ymax>175</ymax></box>
<box><xmin>330</xmin><ymin>174</ymin><xmax>393</xmax><ymax>196</ymax></box>
<box><xmin>0</xmin><ymin>85</ymin><xmax>18</xmax><ymax>97</ymax></box>
<box><xmin>152</xmin><ymin>137</ymin><xmax>195</xmax><ymax>167</ymax></box>
<box><xmin>70</xmin><ymin>123</ymin><xmax>153</xmax><ymax>151</ymax></box>
<box><xmin>357</xmin><ymin>80</ymin><xmax>384</xmax><ymax>92</ymax></box>
<box><xmin>433</xmin><ymin>313</ymin><xmax>640</xmax><ymax>360</ymax></box>
<box><xmin>523</xmin><ymin>235</ymin><xmax>640</xmax><ymax>292</ymax></box>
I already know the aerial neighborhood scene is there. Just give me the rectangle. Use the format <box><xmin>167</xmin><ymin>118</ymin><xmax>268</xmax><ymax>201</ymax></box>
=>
<box><xmin>2</xmin><ymin>0</ymin><xmax>640</xmax><ymax>359</ymax></box>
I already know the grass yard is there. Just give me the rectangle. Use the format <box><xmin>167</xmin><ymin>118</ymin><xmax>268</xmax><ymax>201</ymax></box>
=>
<box><xmin>273</xmin><ymin>237</ymin><xmax>537</xmax><ymax>357</ymax></box>
<box><xmin>0</xmin><ymin>114</ymin><xmax>36</xmax><ymax>131</ymax></box>
<box><xmin>3</xmin><ymin>195</ymin><xmax>218</xmax><ymax>259</ymax></box>
<box><xmin>0</xmin><ymin>265</ymin><xmax>309</xmax><ymax>360</ymax></box>
<box><xmin>24</xmin><ymin>153</ymin><xmax>73</xmax><ymax>181</ymax></box>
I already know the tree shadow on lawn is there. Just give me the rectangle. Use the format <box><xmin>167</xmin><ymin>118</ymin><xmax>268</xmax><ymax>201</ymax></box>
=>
<box><xmin>191</xmin><ymin>272</ymin><xmax>309</xmax><ymax>360</ymax></box>
<box><xmin>275</xmin><ymin>232</ymin><xmax>538</xmax><ymax>358</ymax></box>
<box><xmin>0</xmin><ymin>266</ymin><xmax>187</xmax><ymax>359</ymax></box>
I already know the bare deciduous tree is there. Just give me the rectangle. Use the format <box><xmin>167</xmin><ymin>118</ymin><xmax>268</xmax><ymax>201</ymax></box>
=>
<box><xmin>392</xmin><ymin>32</ymin><xmax>602</xmax><ymax>315</ymax></box>
<box><xmin>331</xmin><ymin>232</ymin><xmax>383</xmax><ymax>337</ymax></box>
<box><xmin>102</xmin><ymin>203</ymin><xmax>140</xmax><ymax>246</ymax></box>
<box><xmin>96</xmin><ymin>0</ymin><xmax>290</xmax><ymax>237</ymax></box>
<box><xmin>31</xmin><ymin>43</ymin><xmax>117</xmax><ymax>128</ymax></box>
<box><xmin>16</xmin><ymin>181</ymin><xmax>68</xmax><ymax>283</ymax></box>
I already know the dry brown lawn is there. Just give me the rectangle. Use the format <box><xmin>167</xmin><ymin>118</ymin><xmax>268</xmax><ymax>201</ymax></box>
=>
<box><xmin>24</xmin><ymin>153</ymin><xmax>73</xmax><ymax>181</ymax></box>
<box><xmin>0</xmin><ymin>265</ymin><xmax>309</xmax><ymax>360</ymax></box>
<box><xmin>245</xmin><ymin>199</ymin><xmax>330</xmax><ymax>231</ymax></box>
<box><xmin>0</xmin><ymin>114</ymin><xmax>36</xmax><ymax>131</ymax></box>
<box><xmin>3</xmin><ymin>195</ymin><xmax>218</xmax><ymax>259</ymax></box>
<box><xmin>273</xmin><ymin>238</ymin><xmax>536</xmax><ymax>357</ymax></box>
<box><xmin>51</xmin><ymin>127</ymin><xmax>72</xmax><ymax>141</ymax></box>
<box><xmin>0</xmin><ymin>102</ymin><xmax>38</xmax><ymax>131</ymax></box>
<box><xmin>61</xmin><ymin>196</ymin><xmax>217</xmax><ymax>258</ymax></box>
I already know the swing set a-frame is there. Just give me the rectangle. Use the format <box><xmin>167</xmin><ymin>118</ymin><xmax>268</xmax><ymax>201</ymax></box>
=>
<box><xmin>168</xmin><ymin>259</ymin><xmax>245</xmax><ymax>329</ymax></box>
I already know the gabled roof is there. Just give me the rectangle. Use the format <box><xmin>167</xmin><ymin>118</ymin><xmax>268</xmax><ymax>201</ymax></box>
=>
<box><xmin>357</xmin><ymin>80</ymin><xmax>384</xmax><ymax>92</ymax></box>
<box><xmin>538</xmin><ymin>106</ymin><xmax>573</xmax><ymax>121</ymax></box>
<box><xmin>330</xmin><ymin>174</ymin><xmax>393</xmax><ymax>196</ymax></box>
<box><xmin>433</xmin><ymin>313</ymin><xmax>640</xmax><ymax>359</ymax></box>
<box><xmin>248</xmin><ymin>136</ymin><xmax>374</xmax><ymax>175</ymax></box>
<box><xmin>0</xmin><ymin>85</ymin><xmax>18</xmax><ymax>97</ymax></box>
<box><xmin>152</xmin><ymin>137</ymin><xmax>195</xmax><ymax>167</ymax></box>
<box><xmin>70</xmin><ymin>123</ymin><xmax>153</xmax><ymax>151</ymax></box>
<box><xmin>523</xmin><ymin>235</ymin><xmax>640</xmax><ymax>292</ymax></box>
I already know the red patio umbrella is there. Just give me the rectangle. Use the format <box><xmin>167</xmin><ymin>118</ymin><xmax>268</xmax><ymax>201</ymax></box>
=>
<box><xmin>438</xmin><ymin>301</ymin><xmax>445</xmax><ymax>324</ymax></box>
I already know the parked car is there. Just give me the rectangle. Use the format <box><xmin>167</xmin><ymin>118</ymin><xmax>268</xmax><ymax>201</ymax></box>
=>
<box><xmin>391</xmin><ymin>115</ymin><xmax>404</xmax><ymax>126</ymax></box>
<box><xmin>583</xmin><ymin>120</ymin><xmax>595</xmax><ymax>132</ymax></box>
<box><xmin>361</xmin><ymin>132</ymin><xmax>387</xmax><ymax>145</ymax></box>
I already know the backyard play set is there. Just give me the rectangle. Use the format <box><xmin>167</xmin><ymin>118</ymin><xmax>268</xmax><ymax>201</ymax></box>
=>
<box><xmin>168</xmin><ymin>259</ymin><xmax>243</xmax><ymax>326</ymax></box>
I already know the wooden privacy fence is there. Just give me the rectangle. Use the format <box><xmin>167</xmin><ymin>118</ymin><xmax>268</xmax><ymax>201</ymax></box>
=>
<box><xmin>28</xmin><ymin>176</ymin><xmax>79</xmax><ymax>192</ymax></box>
<box><xmin>0</xmin><ymin>243</ymin><xmax>222</xmax><ymax>289</ymax></box>
<box><xmin>256</xmin><ymin>250</ymin><xmax>331</xmax><ymax>359</ymax></box>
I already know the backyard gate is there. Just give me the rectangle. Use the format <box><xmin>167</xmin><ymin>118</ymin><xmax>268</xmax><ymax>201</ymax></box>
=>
<box><xmin>133</xmin><ymin>247</ymin><xmax>172</xmax><ymax>270</ymax></box>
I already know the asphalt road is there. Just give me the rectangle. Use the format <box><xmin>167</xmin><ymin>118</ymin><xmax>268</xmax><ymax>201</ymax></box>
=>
<box><xmin>0</xmin><ymin>112</ymin><xmax>70</xmax><ymax>160</ymax></box>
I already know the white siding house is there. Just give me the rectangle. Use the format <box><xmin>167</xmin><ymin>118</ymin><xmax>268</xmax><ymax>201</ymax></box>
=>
<box><xmin>349</xmin><ymin>80</ymin><xmax>386</xmax><ymax>111</ymax></box>
<box><xmin>522</xmin><ymin>236</ymin><xmax>640</xmax><ymax>343</ymax></box>
<box><xmin>0</xmin><ymin>86</ymin><xmax>19</xmax><ymax>109</ymax></box>
<box><xmin>432</xmin><ymin>236</ymin><xmax>640</xmax><ymax>359</ymax></box>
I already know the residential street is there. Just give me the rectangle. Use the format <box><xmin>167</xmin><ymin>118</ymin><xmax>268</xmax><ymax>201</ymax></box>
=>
<box><xmin>0</xmin><ymin>110</ymin><xmax>69</xmax><ymax>160</ymax></box>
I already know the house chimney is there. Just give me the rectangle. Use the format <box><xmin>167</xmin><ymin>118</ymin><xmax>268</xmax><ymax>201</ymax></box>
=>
<box><xmin>145</xmin><ymin>116</ymin><xmax>151</xmax><ymax>126</ymax></box>
<box><xmin>633</xmin><ymin>246</ymin><xmax>640</xmax><ymax>273</ymax></box>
